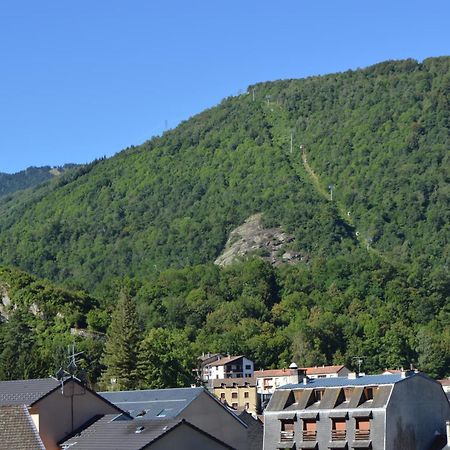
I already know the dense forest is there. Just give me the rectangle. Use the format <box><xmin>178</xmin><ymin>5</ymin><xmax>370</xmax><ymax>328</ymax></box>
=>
<box><xmin>0</xmin><ymin>164</ymin><xmax>78</xmax><ymax>198</ymax></box>
<box><xmin>0</xmin><ymin>57</ymin><xmax>448</xmax><ymax>384</ymax></box>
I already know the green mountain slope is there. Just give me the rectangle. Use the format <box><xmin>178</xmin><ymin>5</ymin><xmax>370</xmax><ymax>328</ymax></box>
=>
<box><xmin>0</xmin><ymin>164</ymin><xmax>78</xmax><ymax>198</ymax></box>
<box><xmin>0</xmin><ymin>57</ymin><xmax>448</xmax><ymax>291</ymax></box>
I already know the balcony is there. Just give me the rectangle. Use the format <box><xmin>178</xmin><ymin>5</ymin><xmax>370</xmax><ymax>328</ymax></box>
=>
<box><xmin>302</xmin><ymin>430</ymin><xmax>317</xmax><ymax>441</ymax></box>
<box><xmin>280</xmin><ymin>431</ymin><xmax>295</xmax><ymax>442</ymax></box>
<box><xmin>331</xmin><ymin>430</ymin><xmax>346</xmax><ymax>441</ymax></box>
<box><xmin>355</xmin><ymin>430</ymin><xmax>370</xmax><ymax>440</ymax></box>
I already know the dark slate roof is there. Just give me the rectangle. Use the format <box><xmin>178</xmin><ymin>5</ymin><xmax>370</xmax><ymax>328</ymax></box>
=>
<box><xmin>99</xmin><ymin>387</ymin><xmax>205</xmax><ymax>419</ymax></box>
<box><xmin>280</xmin><ymin>373</ymin><xmax>413</xmax><ymax>389</ymax></box>
<box><xmin>0</xmin><ymin>405</ymin><xmax>45</xmax><ymax>449</ymax></box>
<box><xmin>61</xmin><ymin>416</ymin><xmax>233</xmax><ymax>450</ymax></box>
<box><xmin>0</xmin><ymin>378</ymin><xmax>59</xmax><ymax>406</ymax></box>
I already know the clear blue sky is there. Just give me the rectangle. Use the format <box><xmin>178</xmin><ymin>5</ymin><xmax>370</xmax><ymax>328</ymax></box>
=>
<box><xmin>0</xmin><ymin>0</ymin><xmax>448</xmax><ymax>173</ymax></box>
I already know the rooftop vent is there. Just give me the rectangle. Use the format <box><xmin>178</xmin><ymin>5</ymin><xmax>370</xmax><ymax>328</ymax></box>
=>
<box><xmin>135</xmin><ymin>426</ymin><xmax>145</xmax><ymax>434</ymax></box>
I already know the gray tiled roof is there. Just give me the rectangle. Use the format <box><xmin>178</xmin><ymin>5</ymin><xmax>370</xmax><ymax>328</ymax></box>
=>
<box><xmin>0</xmin><ymin>405</ymin><xmax>45</xmax><ymax>449</ymax></box>
<box><xmin>0</xmin><ymin>378</ymin><xmax>59</xmax><ymax>406</ymax></box>
<box><xmin>61</xmin><ymin>416</ymin><xmax>233</xmax><ymax>450</ymax></box>
<box><xmin>99</xmin><ymin>387</ymin><xmax>205</xmax><ymax>419</ymax></box>
<box><xmin>280</xmin><ymin>373</ymin><xmax>413</xmax><ymax>389</ymax></box>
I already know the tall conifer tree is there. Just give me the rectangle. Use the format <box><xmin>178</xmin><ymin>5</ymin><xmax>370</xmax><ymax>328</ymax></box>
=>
<box><xmin>101</xmin><ymin>290</ymin><xmax>140</xmax><ymax>390</ymax></box>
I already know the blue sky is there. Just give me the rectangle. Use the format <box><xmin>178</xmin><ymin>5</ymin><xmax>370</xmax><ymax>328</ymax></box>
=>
<box><xmin>0</xmin><ymin>0</ymin><xmax>448</xmax><ymax>173</ymax></box>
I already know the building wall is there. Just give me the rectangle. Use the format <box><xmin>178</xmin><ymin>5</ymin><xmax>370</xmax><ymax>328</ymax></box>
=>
<box><xmin>183</xmin><ymin>391</ymin><xmax>248</xmax><ymax>450</ymax></box>
<box><xmin>385</xmin><ymin>376</ymin><xmax>450</xmax><ymax>450</ymax></box>
<box><xmin>213</xmin><ymin>386</ymin><xmax>259</xmax><ymax>414</ymax></box>
<box><xmin>148</xmin><ymin>423</ymin><xmax>232</xmax><ymax>450</ymax></box>
<box><xmin>30</xmin><ymin>381</ymin><xmax>120</xmax><ymax>450</ymax></box>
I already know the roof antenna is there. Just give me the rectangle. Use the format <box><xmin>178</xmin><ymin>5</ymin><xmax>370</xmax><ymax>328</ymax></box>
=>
<box><xmin>352</xmin><ymin>356</ymin><xmax>365</xmax><ymax>375</ymax></box>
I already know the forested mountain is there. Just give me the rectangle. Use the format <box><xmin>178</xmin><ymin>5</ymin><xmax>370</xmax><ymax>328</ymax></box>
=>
<box><xmin>0</xmin><ymin>164</ymin><xmax>78</xmax><ymax>198</ymax></box>
<box><xmin>0</xmin><ymin>57</ymin><xmax>448</xmax><ymax>382</ymax></box>
<box><xmin>0</xmin><ymin>57</ymin><xmax>447</xmax><ymax>291</ymax></box>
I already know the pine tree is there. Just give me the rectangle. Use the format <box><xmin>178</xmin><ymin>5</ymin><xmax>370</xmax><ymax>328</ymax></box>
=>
<box><xmin>100</xmin><ymin>290</ymin><xmax>141</xmax><ymax>390</ymax></box>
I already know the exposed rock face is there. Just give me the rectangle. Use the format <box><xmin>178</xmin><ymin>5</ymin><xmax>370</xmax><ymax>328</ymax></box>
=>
<box><xmin>0</xmin><ymin>285</ymin><xmax>12</xmax><ymax>321</ymax></box>
<box><xmin>214</xmin><ymin>214</ymin><xmax>308</xmax><ymax>267</ymax></box>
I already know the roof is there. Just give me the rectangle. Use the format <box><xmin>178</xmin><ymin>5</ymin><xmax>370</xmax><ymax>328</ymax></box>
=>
<box><xmin>61</xmin><ymin>416</ymin><xmax>234</xmax><ymax>450</ymax></box>
<box><xmin>438</xmin><ymin>378</ymin><xmax>450</xmax><ymax>386</ymax></box>
<box><xmin>0</xmin><ymin>378</ymin><xmax>59</xmax><ymax>406</ymax></box>
<box><xmin>0</xmin><ymin>405</ymin><xmax>45</xmax><ymax>449</ymax></box>
<box><xmin>212</xmin><ymin>377</ymin><xmax>257</xmax><ymax>388</ymax></box>
<box><xmin>280</xmin><ymin>373</ymin><xmax>414</xmax><ymax>389</ymax></box>
<box><xmin>208</xmin><ymin>355</ymin><xmax>245</xmax><ymax>367</ymax></box>
<box><xmin>254</xmin><ymin>369</ymin><xmax>301</xmax><ymax>377</ymax></box>
<box><xmin>99</xmin><ymin>387</ymin><xmax>205</xmax><ymax>419</ymax></box>
<box><xmin>302</xmin><ymin>365</ymin><xmax>347</xmax><ymax>375</ymax></box>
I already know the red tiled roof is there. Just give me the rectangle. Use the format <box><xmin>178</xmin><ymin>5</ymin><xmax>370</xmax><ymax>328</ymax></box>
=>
<box><xmin>302</xmin><ymin>365</ymin><xmax>347</xmax><ymax>375</ymax></box>
<box><xmin>208</xmin><ymin>356</ymin><xmax>244</xmax><ymax>367</ymax></box>
<box><xmin>438</xmin><ymin>378</ymin><xmax>450</xmax><ymax>386</ymax></box>
<box><xmin>254</xmin><ymin>369</ymin><xmax>299</xmax><ymax>377</ymax></box>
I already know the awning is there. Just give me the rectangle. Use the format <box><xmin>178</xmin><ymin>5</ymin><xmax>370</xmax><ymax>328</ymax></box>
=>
<box><xmin>328</xmin><ymin>411</ymin><xmax>349</xmax><ymax>419</ymax></box>
<box><xmin>298</xmin><ymin>412</ymin><xmax>319</xmax><ymax>420</ymax></box>
<box><xmin>278</xmin><ymin>412</ymin><xmax>297</xmax><ymax>420</ymax></box>
<box><xmin>351</xmin><ymin>411</ymin><xmax>373</xmax><ymax>418</ymax></box>
<box><xmin>351</xmin><ymin>440</ymin><xmax>372</xmax><ymax>448</ymax></box>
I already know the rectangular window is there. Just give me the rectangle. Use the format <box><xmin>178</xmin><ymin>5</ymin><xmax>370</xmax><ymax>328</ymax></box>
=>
<box><xmin>220</xmin><ymin>392</ymin><xmax>225</xmax><ymax>399</ymax></box>
<box><xmin>303</xmin><ymin>420</ymin><xmax>317</xmax><ymax>441</ymax></box>
<box><xmin>232</xmin><ymin>392</ymin><xmax>238</xmax><ymax>399</ymax></box>
<box><xmin>244</xmin><ymin>391</ymin><xmax>249</xmax><ymax>398</ymax></box>
<box><xmin>232</xmin><ymin>402</ymin><xmax>238</xmax><ymax>408</ymax></box>
<box><xmin>245</xmin><ymin>364</ymin><xmax>251</xmax><ymax>370</ymax></box>
<box><xmin>364</xmin><ymin>387</ymin><xmax>374</xmax><ymax>400</ymax></box>
<box><xmin>245</xmin><ymin>402</ymin><xmax>249</xmax><ymax>409</ymax></box>
<box><xmin>355</xmin><ymin>418</ymin><xmax>370</xmax><ymax>440</ymax></box>
<box><xmin>280</xmin><ymin>419</ymin><xmax>295</xmax><ymax>442</ymax></box>
<box><xmin>331</xmin><ymin>419</ymin><xmax>346</xmax><ymax>441</ymax></box>
<box><xmin>314</xmin><ymin>389</ymin><xmax>325</xmax><ymax>402</ymax></box>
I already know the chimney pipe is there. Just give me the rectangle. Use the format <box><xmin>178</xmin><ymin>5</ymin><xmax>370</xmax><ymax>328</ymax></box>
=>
<box><xmin>302</xmin><ymin>377</ymin><xmax>308</xmax><ymax>385</ymax></box>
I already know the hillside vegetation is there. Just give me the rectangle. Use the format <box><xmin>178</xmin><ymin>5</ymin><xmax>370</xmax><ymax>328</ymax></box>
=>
<box><xmin>0</xmin><ymin>57</ymin><xmax>448</xmax><ymax>382</ymax></box>
<box><xmin>0</xmin><ymin>58</ymin><xmax>447</xmax><ymax>290</ymax></box>
<box><xmin>0</xmin><ymin>164</ymin><xmax>78</xmax><ymax>198</ymax></box>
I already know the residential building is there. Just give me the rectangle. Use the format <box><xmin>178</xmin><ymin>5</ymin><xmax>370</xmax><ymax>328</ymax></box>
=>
<box><xmin>0</xmin><ymin>376</ymin><xmax>126</xmax><ymax>450</ymax></box>
<box><xmin>61</xmin><ymin>416</ymin><xmax>234</xmax><ymax>450</ymax></box>
<box><xmin>303</xmin><ymin>364</ymin><xmax>351</xmax><ymax>379</ymax></box>
<box><xmin>239</xmin><ymin>410</ymin><xmax>264</xmax><ymax>450</ymax></box>
<box><xmin>212</xmin><ymin>377</ymin><xmax>259</xmax><ymax>415</ymax></box>
<box><xmin>263</xmin><ymin>371</ymin><xmax>450</xmax><ymax>450</ymax></box>
<box><xmin>202</xmin><ymin>355</ymin><xmax>254</xmax><ymax>384</ymax></box>
<box><xmin>99</xmin><ymin>386</ymin><xmax>249</xmax><ymax>450</ymax></box>
<box><xmin>0</xmin><ymin>405</ymin><xmax>45</xmax><ymax>450</ymax></box>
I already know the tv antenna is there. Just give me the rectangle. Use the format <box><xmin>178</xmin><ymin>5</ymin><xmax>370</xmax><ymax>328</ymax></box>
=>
<box><xmin>67</xmin><ymin>343</ymin><xmax>84</xmax><ymax>375</ymax></box>
<box><xmin>352</xmin><ymin>356</ymin><xmax>365</xmax><ymax>374</ymax></box>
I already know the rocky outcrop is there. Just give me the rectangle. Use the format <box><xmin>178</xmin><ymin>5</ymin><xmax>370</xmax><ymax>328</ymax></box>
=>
<box><xmin>214</xmin><ymin>214</ymin><xmax>308</xmax><ymax>267</ymax></box>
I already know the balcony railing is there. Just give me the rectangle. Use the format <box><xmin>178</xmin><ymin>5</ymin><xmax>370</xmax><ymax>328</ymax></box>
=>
<box><xmin>302</xmin><ymin>430</ymin><xmax>317</xmax><ymax>441</ymax></box>
<box><xmin>331</xmin><ymin>430</ymin><xmax>347</xmax><ymax>441</ymax></box>
<box><xmin>355</xmin><ymin>430</ymin><xmax>370</xmax><ymax>440</ymax></box>
<box><xmin>280</xmin><ymin>431</ymin><xmax>294</xmax><ymax>442</ymax></box>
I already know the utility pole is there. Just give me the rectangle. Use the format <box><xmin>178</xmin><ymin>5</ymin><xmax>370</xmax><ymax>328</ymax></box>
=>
<box><xmin>328</xmin><ymin>184</ymin><xmax>335</xmax><ymax>201</ymax></box>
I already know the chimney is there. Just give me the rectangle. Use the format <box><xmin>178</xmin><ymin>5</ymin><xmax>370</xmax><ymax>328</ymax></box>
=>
<box><xmin>348</xmin><ymin>372</ymin><xmax>358</xmax><ymax>379</ymax></box>
<box><xmin>302</xmin><ymin>377</ymin><xmax>309</xmax><ymax>385</ymax></box>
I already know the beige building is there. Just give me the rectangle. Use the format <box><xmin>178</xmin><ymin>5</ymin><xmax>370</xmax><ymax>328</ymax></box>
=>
<box><xmin>0</xmin><ymin>376</ymin><xmax>125</xmax><ymax>450</ymax></box>
<box><xmin>212</xmin><ymin>378</ymin><xmax>259</xmax><ymax>415</ymax></box>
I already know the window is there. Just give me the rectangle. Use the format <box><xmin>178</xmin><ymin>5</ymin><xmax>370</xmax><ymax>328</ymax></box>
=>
<box><xmin>331</xmin><ymin>419</ymin><xmax>346</xmax><ymax>441</ymax></box>
<box><xmin>245</xmin><ymin>364</ymin><xmax>252</xmax><ymax>370</ymax></box>
<box><xmin>280</xmin><ymin>419</ymin><xmax>295</xmax><ymax>442</ymax></box>
<box><xmin>313</xmin><ymin>389</ymin><xmax>325</xmax><ymax>402</ymax></box>
<box><xmin>355</xmin><ymin>418</ymin><xmax>370</xmax><ymax>440</ymax></box>
<box><xmin>303</xmin><ymin>420</ymin><xmax>317</xmax><ymax>441</ymax></box>
<box><xmin>244</xmin><ymin>391</ymin><xmax>249</xmax><ymax>398</ymax></box>
<box><xmin>245</xmin><ymin>402</ymin><xmax>250</xmax><ymax>409</ymax></box>
<box><xmin>220</xmin><ymin>392</ymin><xmax>225</xmax><ymax>399</ymax></box>
<box><xmin>232</xmin><ymin>402</ymin><xmax>238</xmax><ymax>408</ymax></box>
<box><xmin>232</xmin><ymin>392</ymin><xmax>238</xmax><ymax>399</ymax></box>
<box><xmin>364</xmin><ymin>387</ymin><xmax>374</xmax><ymax>400</ymax></box>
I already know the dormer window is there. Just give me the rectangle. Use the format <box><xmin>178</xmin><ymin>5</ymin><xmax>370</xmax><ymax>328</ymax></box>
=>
<box><xmin>364</xmin><ymin>387</ymin><xmax>374</xmax><ymax>401</ymax></box>
<box><xmin>313</xmin><ymin>389</ymin><xmax>325</xmax><ymax>402</ymax></box>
